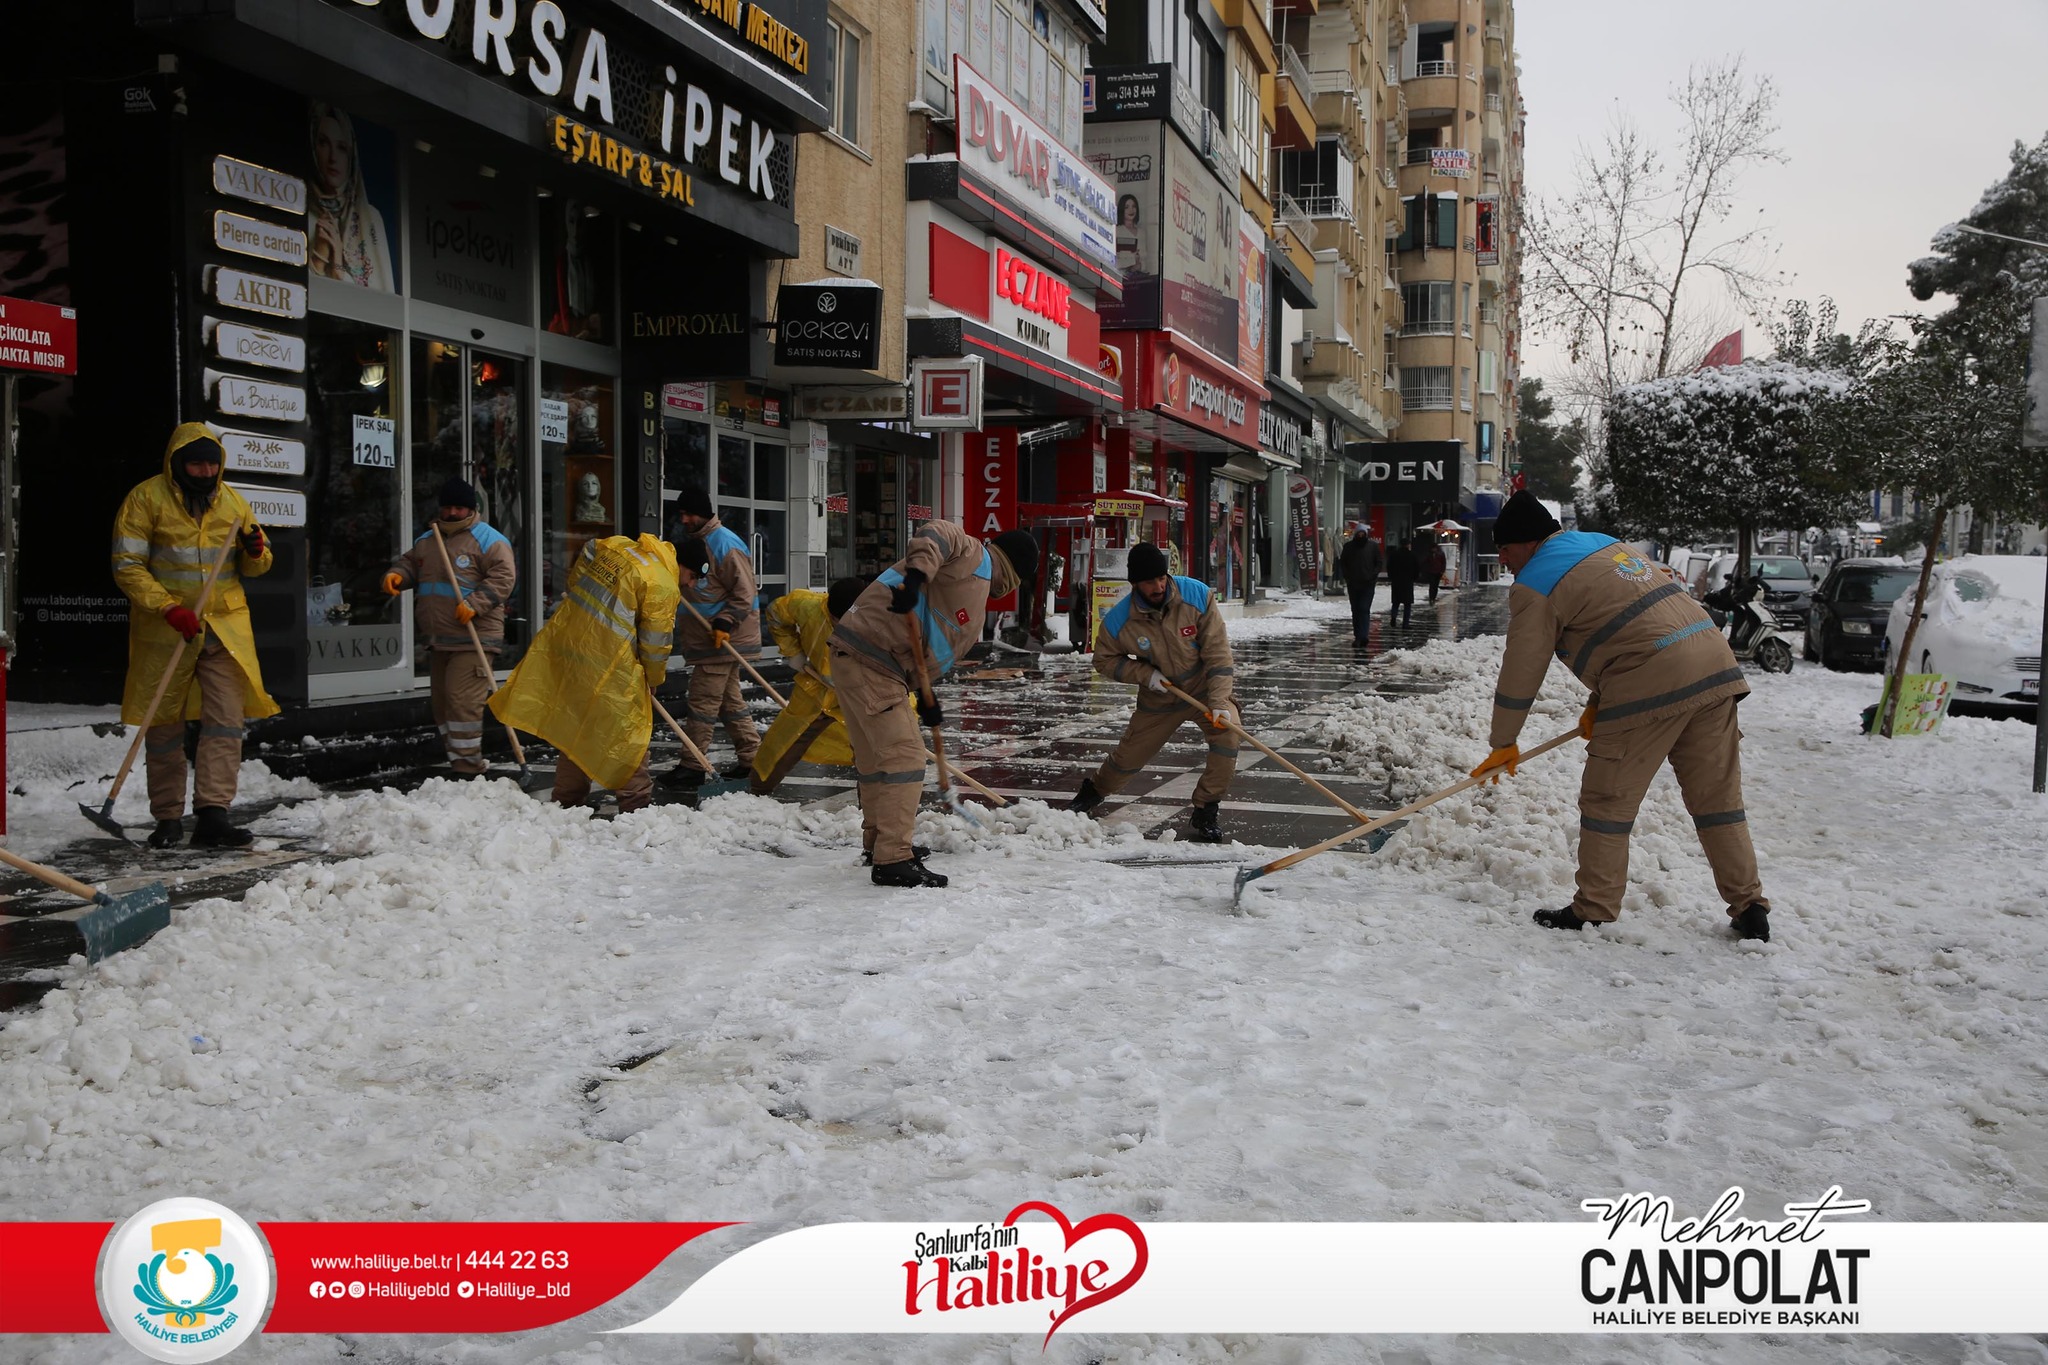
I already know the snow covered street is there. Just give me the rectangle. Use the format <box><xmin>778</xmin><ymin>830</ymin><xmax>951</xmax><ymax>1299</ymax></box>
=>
<box><xmin>5</xmin><ymin>618</ymin><xmax>2047</xmax><ymax>1364</ymax></box>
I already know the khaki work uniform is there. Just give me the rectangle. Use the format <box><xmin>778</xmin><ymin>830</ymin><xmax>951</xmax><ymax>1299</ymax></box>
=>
<box><xmin>112</xmin><ymin>422</ymin><xmax>278</xmax><ymax>822</ymax></box>
<box><xmin>829</xmin><ymin>521</ymin><xmax>1019</xmax><ymax>863</ymax></box>
<box><xmin>1489</xmin><ymin>532</ymin><xmax>1764</xmax><ymax>923</ymax></box>
<box><xmin>490</xmin><ymin>535</ymin><xmax>679</xmax><ymax>813</ymax></box>
<box><xmin>387</xmin><ymin>511</ymin><xmax>517</xmax><ymax>773</ymax></box>
<box><xmin>1091</xmin><ymin>574</ymin><xmax>1238</xmax><ymax>805</ymax></box>
<box><xmin>673</xmin><ymin>514</ymin><xmax>762</xmax><ymax>771</ymax></box>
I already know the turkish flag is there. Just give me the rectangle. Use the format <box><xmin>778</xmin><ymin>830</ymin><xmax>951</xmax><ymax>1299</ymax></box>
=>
<box><xmin>1697</xmin><ymin>329</ymin><xmax>1744</xmax><ymax>369</ymax></box>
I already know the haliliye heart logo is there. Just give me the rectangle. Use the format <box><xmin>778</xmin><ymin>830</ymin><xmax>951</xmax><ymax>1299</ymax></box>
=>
<box><xmin>1003</xmin><ymin>1200</ymin><xmax>1149</xmax><ymax>1348</ymax></box>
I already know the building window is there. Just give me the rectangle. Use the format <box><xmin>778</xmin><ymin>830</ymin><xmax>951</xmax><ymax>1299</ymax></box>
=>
<box><xmin>1461</xmin><ymin>282</ymin><xmax>1472</xmax><ymax>336</ymax></box>
<box><xmin>1478</xmin><ymin>349</ymin><xmax>1497</xmax><ymax>394</ymax></box>
<box><xmin>1460</xmin><ymin>366</ymin><xmax>1472</xmax><ymax>410</ymax></box>
<box><xmin>1477</xmin><ymin>420</ymin><xmax>1496</xmax><ymax>463</ymax></box>
<box><xmin>825</xmin><ymin>12</ymin><xmax>866</xmax><ymax>148</ymax></box>
<box><xmin>1398</xmin><ymin>194</ymin><xmax>1459</xmax><ymax>251</ymax></box>
<box><xmin>926</xmin><ymin>0</ymin><xmax>1087</xmax><ymax>153</ymax></box>
<box><xmin>1402</xmin><ymin>365</ymin><xmax>1453</xmax><ymax>410</ymax></box>
<box><xmin>1400</xmin><ymin>281</ymin><xmax>1455</xmax><ymax>335</ymax></box>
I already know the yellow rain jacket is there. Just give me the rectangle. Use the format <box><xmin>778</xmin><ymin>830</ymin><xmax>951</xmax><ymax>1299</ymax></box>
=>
<box><xmin>111</xmin><ymin>421</ymin><xmax>278</xmax><ymax>727</ymax></box>
<box><xmin>753</xmin><ymin>590</ymin><xmax>853</xmax><ymax>774</ymax></box>
<box><xmin>489</xmin><ymin>534</ymin><xmax>680</xmax><ymax>790</ymax></box>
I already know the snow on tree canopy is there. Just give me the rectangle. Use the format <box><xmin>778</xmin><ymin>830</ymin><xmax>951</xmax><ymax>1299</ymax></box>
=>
<box><xmin>1600</xmin><ymin>360</ymin><xmax>1853</xmax><ymax>546</ymax></box>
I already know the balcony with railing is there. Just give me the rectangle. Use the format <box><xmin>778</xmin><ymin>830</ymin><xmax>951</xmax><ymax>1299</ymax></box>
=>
<box><xmin>1401</xmin><ymin>317</ymin><xmax>1456</xmax><ymax>337</ymax></box>
<box><xmin>1478</xmin><ymin>301</ymin><xmax>1502</xmax><ymax>327</ymax></box>
<box><xmin>1379</xmin><ymin>166</ymin><xmax>1398</xmax><ymax>189</ymax></box>
<box><xmin>1274</xmin><ymin>43</ymin><xmax>1319</xmax><ymax>148</ymax></box>
<box><xmin>1400</xmin><ymin>377</ymin><xmax>1455</xmax><ymax>411</ymax></box>
<box><xmin>1485</xmin><ymin>92</ymin><xmax>1503</xmax><ymax>113</ymax></box>
<box><xmin>1414</xmin><ymin>58</ymin><xmax>1457</xmax><ymax>78</ymax></box>
<box><xmin>1310</xmin><ymin>69</ymin><xmax>1367</xmax><ymax>155</ymax></box>
<box><xmin>1486</xmin><ymin>21</ymin><xmax>1504</xmax><ymax>46</ymax></box>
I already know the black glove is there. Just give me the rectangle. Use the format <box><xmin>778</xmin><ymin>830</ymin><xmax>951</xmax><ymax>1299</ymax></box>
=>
<box><xmin>888</xmin><ymin>568</ymin><xmax>927</xmax><ymax>614</ymax></box>
<box><xmin>916</xmin><ymin>693</ymin><xmax>944</xmax><ymax>728</ymax></box>
<box><xmin>238</xmin><ymin>526</ymin><xmax>266</xmax><ymax>557</ymax></box>
<box><xmin>710</xmin><ymin>615</ymin><xmax>735</xmax><ymax>635</ymax></box>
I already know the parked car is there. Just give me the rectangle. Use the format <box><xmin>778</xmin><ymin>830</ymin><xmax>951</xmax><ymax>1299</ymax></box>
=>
<box><xmin>1883</xmin><ymin>555</ymin><xmax>2044</xmax><ymax>711</ymax></box>
<box><xmin>1670</xmin><ymin>545</ymin><xmax>1733</xmax><ymax>600</ymax></box>
<box><xmin>1806</xmin><ymin>558</ymin><xmax>1915</xmax><ymax>670</ymax></box>
<box><xmin>1700</xmin><ymin>554</ymin><xmax>1815</xmax><ymax>628</ymax></box>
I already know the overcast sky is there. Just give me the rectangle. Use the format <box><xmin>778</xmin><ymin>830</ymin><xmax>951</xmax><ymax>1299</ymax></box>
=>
<box><xmin>1514</xmin><ymin>0</ymin><xmax>2048</xmax><ymax>385</ymax></box>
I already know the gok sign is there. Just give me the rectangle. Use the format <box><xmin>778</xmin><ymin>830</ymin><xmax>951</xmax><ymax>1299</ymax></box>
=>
<box><xmin>774</xmin><ymin>283</ymin><xmax>882</xmax><ymax>369</ymax></box>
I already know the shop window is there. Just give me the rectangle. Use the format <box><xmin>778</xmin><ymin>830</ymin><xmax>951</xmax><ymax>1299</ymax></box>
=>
<box><xmin>305</xmin><ymin>315</ymin><xmax>406</xmax><ymax>682</ymax></box>
<box><xmin>662</xmin><ymin>397</ymin><xmax>790</xmax><ymax>606</ymax></box>
<box><xmin>825</xmin><ymin>11</ymin><xmax>866</xmax><ymax>148</ymax></box>
<box><xmin>540</xmin><ymin>365</ymin><xmax>616</xmax><ymax>620</ymax></box>
<box><xmin>410</xmin><ymin>338</ymin><xmax>532</xmax><ymax>669</ymax></box>
<box><xmin>851</xmin><ymin>451</ymin><xmax>903</xmax><ymax>575</ymax></box>
<box><xmin>538</xmin><ymin>199</ymin><xmax>615</xmax><ymax>344</ymax></box>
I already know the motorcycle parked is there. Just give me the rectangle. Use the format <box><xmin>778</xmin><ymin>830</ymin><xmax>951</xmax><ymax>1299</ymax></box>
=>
<box><xmin>1703</xmin><ymin>572</ymin><xmax>1795</xmax><ymax>674</ymax></box>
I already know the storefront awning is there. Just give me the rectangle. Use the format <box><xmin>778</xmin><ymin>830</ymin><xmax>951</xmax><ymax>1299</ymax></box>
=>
<box><xmin>1215</xmin><ymin>454</ymin><xmax>1273</xmax><ymax>483</ymax></box>
<box><xmin>907</xmin><ymin>316</ymin><xmax>1122</xmax><ymax>414</ymax></box>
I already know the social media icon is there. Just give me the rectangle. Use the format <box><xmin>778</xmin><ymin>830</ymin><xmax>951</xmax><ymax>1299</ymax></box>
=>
<box><xmin>309</xmin><ymin>1281</ymin><xmax>327</xmax><ymax>1299</ymax></box>
<box><xmin>457</xmin><ymin>1280</ymin><xmax>475</xmax><ymax>1299</ymax></box>
<box><xmin>348</xmin><ymin>1280</ymin><xmax>366</xmax><ymax>1298</ymax></box>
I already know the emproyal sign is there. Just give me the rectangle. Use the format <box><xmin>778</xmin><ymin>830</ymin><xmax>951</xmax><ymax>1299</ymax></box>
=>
<box><xmin>0</xmin><ymin>295</ymin><xmax>78</xmax><ymax>376</ymax></box>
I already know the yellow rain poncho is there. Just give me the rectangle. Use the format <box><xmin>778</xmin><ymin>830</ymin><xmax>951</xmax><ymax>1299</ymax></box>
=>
<box><xmin>111</xmin><ymin>421</ymin><xmax>278</xmax><ymax>727</ymax></box>
<box><xmin>489</xmin><ymin>534</ymin><xmax>680</xmax><ymax>790</ymax></box>
<box><xmin>751</xmin><ymin>590</ymin><xmax>853</xmax><ymax>783</ymax></box>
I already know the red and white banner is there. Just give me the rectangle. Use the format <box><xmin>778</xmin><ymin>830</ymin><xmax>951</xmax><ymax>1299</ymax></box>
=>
<box><xmin>0</xmin><ymin>294</ymin><xmax>78</xmax><ymax>376</ymax></box>
<box><xmin>1698</xmin><ymin>329</ymin><xmax>1744</xmax><ymax>369</ymax></box>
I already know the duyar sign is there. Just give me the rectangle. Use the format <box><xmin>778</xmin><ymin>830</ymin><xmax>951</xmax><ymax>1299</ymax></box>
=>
<box><xmin>954</xmin><ymin>58</ymin><xmax>1117</xmax><ymax>272</ymax></box>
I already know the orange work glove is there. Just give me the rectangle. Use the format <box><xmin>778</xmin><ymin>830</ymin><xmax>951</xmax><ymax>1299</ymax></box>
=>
<box><xmin>1470</xmin><ymin>745</ymin><xmax>1520</xmax><ymax>784</ymax></box>
<box><xmin>455</xmin><ymin>601</ymin><xmax>477</xmax><ymax>624</ymax></box>
<box><xmin>710</xmin><ymin>627</ymin><xmax>732</xmax><ymax>650</ymax></box>
<box><xmin>1578</xmin><ymin>704</ymin><xmax>1597</xmax><ymax>740</ymax></box>
<box><xmin>382</xmin><ymin>571</ymin><xmax>405</xmax><ymax>596</ymax></box>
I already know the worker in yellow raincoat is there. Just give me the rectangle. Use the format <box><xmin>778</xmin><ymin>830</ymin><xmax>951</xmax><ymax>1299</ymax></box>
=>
<box><xmin>489</xmin><ymin>533</ymin><xmax>680</xmax><ymax>812</ymax></box>
<box><xmin>112</xmin><ymin>422</ymin><xmax>278</xmax><ymax>850</ymax></box>
<box><xmin>748</xmin><ymin>577</ymin><xmax>869</xmax><ymax>795</ymax></box>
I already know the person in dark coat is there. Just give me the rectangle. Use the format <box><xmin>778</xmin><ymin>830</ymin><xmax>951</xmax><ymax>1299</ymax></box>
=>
<box><xmin>1385</xmin><ymin>540</ymin><xmax>1419</xmax><ymax>627</ymax></box>
<box><xmin>1336</xmin><ymin>525</ymin><xmax>1382</xmax><ymax>644</ymax></box>
<box><xmin>1422</xmin><ymin>537</ymin><xmax>1448</xmax><ymax>602</ymax></box>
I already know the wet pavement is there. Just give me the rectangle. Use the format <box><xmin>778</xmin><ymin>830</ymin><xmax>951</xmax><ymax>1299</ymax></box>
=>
<box><xmin>1</xmin><ymin>586</ymin><xmax>1509</xmax><ymax>1008</ymax></box>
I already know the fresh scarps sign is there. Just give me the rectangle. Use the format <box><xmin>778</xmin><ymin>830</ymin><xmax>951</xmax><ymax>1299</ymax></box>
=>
<box><xmin>773</xmin><ymin>282</ymin><xmax>881</xmax><ymax>368</ymax></box>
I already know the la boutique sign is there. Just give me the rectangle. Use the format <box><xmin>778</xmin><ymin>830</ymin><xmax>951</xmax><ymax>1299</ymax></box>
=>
<box><xmin>336</xmin><ymin>0</ymin><xmax>787</xmax><ymax>204</ymax></box>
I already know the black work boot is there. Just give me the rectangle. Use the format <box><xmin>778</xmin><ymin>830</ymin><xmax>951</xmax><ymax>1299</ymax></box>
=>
<box><xmin>1189</xmin><ymin>801</ymin><xmax>1224</xmax><ymax>843</ymax></box>
<box><xmin>145</xmin><ymin>818</ymin><xmax>186</xmax><ymax>849</ymax></box>
<box><xmin>189</xmin><ymin>806</ymin><xmax>253</xmax><ymax>849</ymax></box>
<box><xmin>1732</xmin><ymin>903</ymin><xmax>1771</xmax><ymax>942</ymax></box>
<box><xmin>862</xmin><ymin>844</ymin><xmax>931</xmax><ymax>867</ymax></box>
<box><xmin>721</xmin><ymin>762</ymin><xmax>752</xmax><ymax>780</ymax></box>
<box><xmin>660</xmin><ymin>765</ymin><xmax>708</xmax><ymax>791</ymax></box>
<box><xmin>1068</xmin><ymin>778</ymin><xmax>1104</xmax><ymax>815</ymax></box>
<box><xmin>871</xmin><ymin>855</ymin><xmax>948</xmax><ymax>888</ymax></box>
<box><xmin>1533</xmin><ymin>906</ymin><xmax>1589</xmax><ymax>931</ymax></box>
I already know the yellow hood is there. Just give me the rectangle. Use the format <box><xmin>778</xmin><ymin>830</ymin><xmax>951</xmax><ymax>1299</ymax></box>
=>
<box><xmin>641</xmin><ymin>534</ymin><xmax>679</xmax><ymax>588</ymax></box>
<box><xmin>162</xmin><ymin>421</ymin><xmax>224</xmax><ymax>479</ymax></box>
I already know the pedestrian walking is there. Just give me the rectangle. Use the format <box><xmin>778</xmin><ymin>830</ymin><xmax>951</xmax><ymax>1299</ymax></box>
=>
<box><xmin>1423</xmin><ymin>538</ymin><xmax>1447</xmax><ymax>602</ymax></box>
<box><xmin>1068</xmin><ymin>543</ymin><xmax>1239</xmax><ymax>841</ymax></box>
<box><xmin>829</xmin><ymin>521</ymin><xmax>1038</xmax><ymax>887</ymax></box>
<box><xmin>1385</xmin><ymin>540</ymin><xmax>1419</xmax><ymax>627</ymax></box>
<box><xmin>1472</xmin><ymin>491</ymin><xmax>1771</xmax><ymax>941</ymax></box>
<box><xmin>749</xmin><ymin>576</ymin><xmax>868</xmax><ymax>795</ymax></box>
<box><xmin>1337</xmin><ymin>524</ymin><xmax>1382</xmax><ymax>644</ymax></box>
<box><xmin>380</xmin><ymin>477</ymin><xmax>516</xmax><ymax>776</ymax></box>
<box><xmin>663</xmin><ymin>486</ymin><xmax>762</xmax><ymax>789</ymax></box>
<box><xmin>488</xmin><ymin>534</ymin><xmax>680</xmax><ymax>814</ymax></box>
<box><xmin>111</xmin><ymin>422</ymin><xmax>278</xmax><ymax>849</ymax></box>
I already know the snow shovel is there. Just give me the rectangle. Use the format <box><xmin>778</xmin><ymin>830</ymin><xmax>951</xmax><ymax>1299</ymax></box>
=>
<box><xmin>80</xmin><ymin>532</ymin><xmax>241</xmax><ymax>840</ymax></box>
<box><xmin>648</xmin><ymin>693</ymin><xmax>748</xmax><ymax>796</ymax></box>
<box><xmin>903</xmin><ymin>614</ymin><xmax>983</xmax><ymax>827</ymax></box>
<box><xmin>0</xmin><ymin>846</ymin><xmax>170</xmax><ymax>962</ymax></box>
<box><xmin>797</xmin><ymin>662</ymin><xmax>1008</xmax><ymax>807</ymax></box>
<box><xmin>428</xmin><ymin>522</ymin><xmax>542</xmax><ymax>790</ymax></box>
<box><xmin>1161</xmin><ymin>681</ymin><xmax>1377</xmax><ymax>826</ymax></box>
<box><xmin>1230</xmin><ymin>726</ymin><xmax>1583</xmax><ymax>908</ymax></box>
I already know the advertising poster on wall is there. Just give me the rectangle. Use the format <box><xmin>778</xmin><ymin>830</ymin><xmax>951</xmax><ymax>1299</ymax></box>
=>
<box><xmin>307</xmin><ymin>102</ymin><xmax>400</xmax><ymax>292</ymax></box>
<box><xmin>1160</xmin><ymin>126</ymin><xmax>1238</xmax><ymax>363</ymax></box>
<box><xmin>408</xmin><ymin>165</ymin><xmax>527</xmax><ymax>324</ymax></box>
<box><xmin>1084</xmin><ymin>120</ymin><xmax>1161</xmax><ymax>331</ymax></box>
<box><xmin>1237</xmin><ymin>208</ymin><xmax>1266</xmax><ymax>378</ymax></box>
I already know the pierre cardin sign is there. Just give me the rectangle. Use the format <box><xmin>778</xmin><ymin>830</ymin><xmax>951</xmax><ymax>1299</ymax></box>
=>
<box><xmin>213</xmin><ymin>210</ymin><xmax>309</xmax><ymax>268</ymax></box>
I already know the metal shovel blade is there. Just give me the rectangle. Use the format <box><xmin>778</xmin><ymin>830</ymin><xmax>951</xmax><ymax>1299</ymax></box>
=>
<box><xmin>1231</xmin><ymin>865</ymin><xmax>1264</xmax><ymax>907</ymax></box>
<box><xmin>75</xmin><ymin>882</ymin><xmax>172</xmax><ymax>961</ymax></box>
<box><xmin>77</xmin><ymin>800</ymin><xmax>133</xmax><ymax>843</ymax></box>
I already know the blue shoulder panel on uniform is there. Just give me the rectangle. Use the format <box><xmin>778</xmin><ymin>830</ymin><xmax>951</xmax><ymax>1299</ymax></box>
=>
<box><xmin>975</xmin><ymin>548</ymin><xmax>992</xmax><ymax>580</ymax></box>
<box><xmin>1515</xmin><ymin>531</ymin><xmax>1618</xmax><ymax>596</ymax></box>
<box><xmin>705</xmin><ymin>525</ymin><xmax>748</xmax><ymax>561</ymax></box>
<box><xmin>1173</xmin><ymin>575</ymin><xmax>1210</xmax><ymax>612</ymax></box>
<box><xmin>470</xmin><ymin>523</ymin><xmax>509</xmax><ymax>554</ymax></box>
<box><xmin>1101</xmin><ymin>591</ymin><xmax>1135</xmax><ymax>638</ymax></box>
<box><xmin>877</xmin><ymin>566</ymin><xmax>904</xmax><ymax>588</ymax></box>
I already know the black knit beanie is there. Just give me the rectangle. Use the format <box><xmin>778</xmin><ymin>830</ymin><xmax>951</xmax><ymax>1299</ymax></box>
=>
<box><xmin>1492</xmin><ymin>490</ymin><xmax>1561</xmax><ymax>546</ymax></box>
<box><xmin>1126</xmin><ymin>542</ymin><xmax>1170</xmax><ymax>582</ymax></box>
<box><xmin>990</xmin><ymin>529</ymin><xmax>1039</xmax><ymax>583</ymax></box>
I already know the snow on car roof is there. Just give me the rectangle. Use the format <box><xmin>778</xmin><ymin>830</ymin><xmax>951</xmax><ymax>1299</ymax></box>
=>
<box><xmin>1949</xmin><ymin>554</ymin><xmax>2047</xmax><ymax>606</ymax></box>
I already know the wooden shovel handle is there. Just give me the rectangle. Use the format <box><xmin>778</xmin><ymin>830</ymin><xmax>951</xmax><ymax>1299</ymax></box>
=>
<box><xmin>1163</xmin><ymin>681</ymin><xmax>1374</xmax><ymax>825</ymax></box>
<box><xmin>807</xmin><ymin>664</ymin><xmax>1004</xmax><ymax>806</ymax></box>
<box><xmin>107</xmin><ymin>530</ymin><xmax>242</xmax><ymax>803</ymax></box>
<box><xmin>650</xmin><ymin>692</ymin><xmax>716</xmax><ymax>772</ymax></box>
<box><xmin>1256</xmin><ymin>727</ymin><xmax>1584</xmax><ymax>877</ymax></box>
<box><xmin>901</xmin><ymin>614</ymin><xmax>954</xmax><ymax>797</ymax></box>
<box><xmin>430</xmin><ymin>521</ymin><xmax>525</xmax><ymax>766</ymax></box>
<box><xmin>0</xmin><ymin>845</ymin><xmax>108</xmax><ymax>904</ymax></box>
<box><xmin>725</xmin><ymin>641</ymin><xmax>789</xmax><ymax>707</ymax></box>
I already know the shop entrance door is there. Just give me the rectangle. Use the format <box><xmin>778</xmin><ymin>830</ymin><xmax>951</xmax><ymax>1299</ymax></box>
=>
<box><xmin>662</xmin><ymin>417</ymin><xmax>788</xmax><ymax>610</ymax></box>
<box><xmin>411</xmin><ymin>337</ymin><xmax>533</xmax><ymax>668</ymax></box>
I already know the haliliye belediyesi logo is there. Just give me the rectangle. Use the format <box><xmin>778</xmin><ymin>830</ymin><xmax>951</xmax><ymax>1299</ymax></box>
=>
<box><xmin>1576</xmin><ymin>1186</ymin><xmax>1873</xmax><ymax>1328</ymax></box>
<box><xmin>98</xmin><ymin>1198</ymin><xmax>275</xmax><ymax>1363</ymax></box>
<box><xmin>902</xmin><ymin>1200</ymin><xmax>1150</xmax><ymax>1346</ymax></box>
